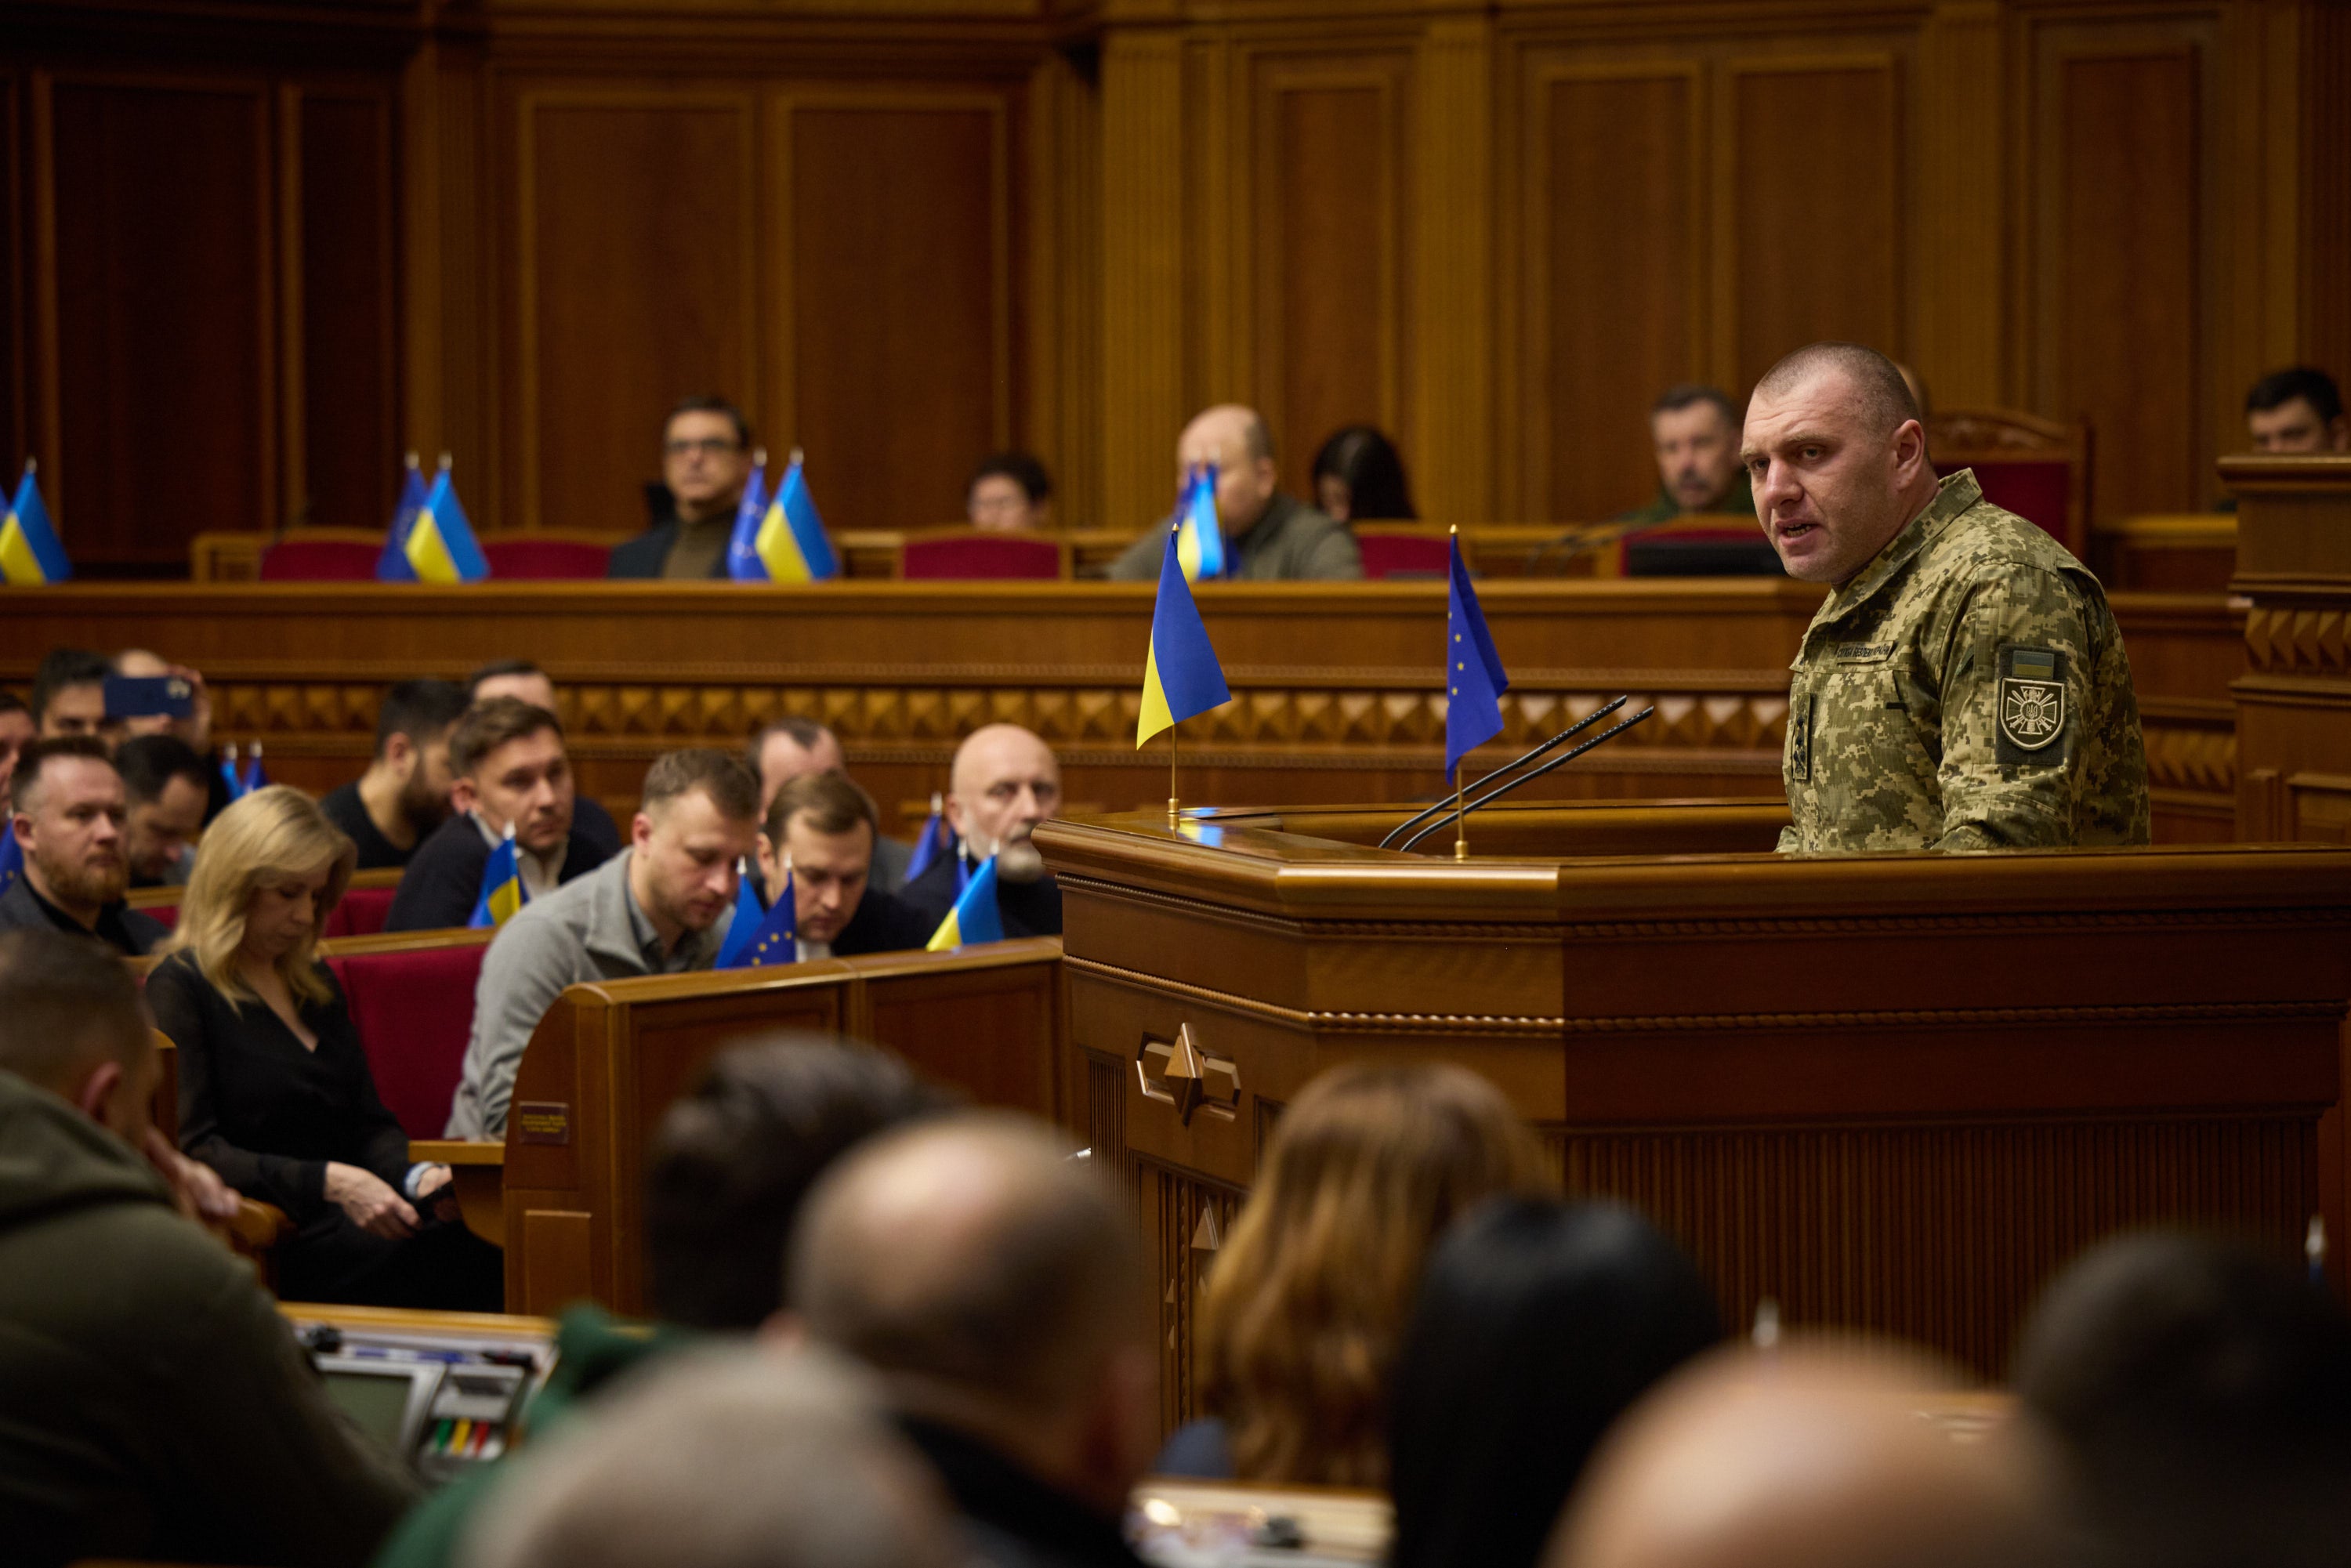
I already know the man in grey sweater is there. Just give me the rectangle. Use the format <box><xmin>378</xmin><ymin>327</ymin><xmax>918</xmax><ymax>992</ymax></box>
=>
<box><xmin>445</xmin><ymin>749</ymin><xmax>762</xmax><ymax>1141</ymax></box>
<box><xmin>1107</xmin><ymin>405</ymin><xmax>1364</xmax><ymax>582</ymax></box>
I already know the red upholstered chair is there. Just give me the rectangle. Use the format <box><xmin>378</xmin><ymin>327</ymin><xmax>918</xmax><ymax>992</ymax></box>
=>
<box><xmin>324</xmin><ymin>933</ymin><xmax>493</xmax><ymax>1139</ymax></box>
<box><xmin>484</xmin><ymin>535</ymin><xmax>614</xmax><ymax>579</ymax></box>
<box><xmin>1354</xmin><ymin>529</ymin><xmax>1454</xmax><ymax>580</ymax></box>
<box><xmin>259</xmin><ymin>536</ymin><xmax>381</xmax><ymax>581</ymax></box>
<box><xmin>897</xmin><ymin>531</ymin><xmax>1070</xmax><ymax>580</ymax></box>
<box><xmin>322</xmin><ymin>885</ymin><xmax>398</xmax><ymax>940</ymax></box>
<box><xmin>1928</xmin><ymin>409</ymin><xmax>2092</xmax><ymax>559</ymax></box>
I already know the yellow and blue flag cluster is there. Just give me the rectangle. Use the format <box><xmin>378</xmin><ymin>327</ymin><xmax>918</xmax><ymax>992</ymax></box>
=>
<box><xmin>719</xmin><ymin>861</ymin><xmax>802</xmax><ymax>969</ymax></box>
<box><xmin>0</xmin><ymin>820</ymin><xmax>22</xmax><ymax>899</ymax></box>
<box><xmin>1175</xmin><ymin>463</ymin><xmax>1225</xmax><ymax>583</ymax></box>
<box><xmin>925</xmin><ymin>855</ymin><xmax>1004</xmax><ymax>951</ymax></box>
<box><xmin>0</xmin><ymin>462</ymin><xmax>70</xmax><ymax>585</ymax></box>
<box><xmin>219</xmin><ymin>744</ymin><xmax>267</xmax><ymax>802</ymax></box>
<box><xmin>902</xmin><ymin>793</ymin><xmax>956</xmax><ymax>885</ymax></box>
<box><xmin>1138</xmin><ymin>529</ymin><xmax>1231</xmax><ymax>748</ymax></box>
<box><xmin>729</xmin><ymin>451</ymin><xmax>839</xmax><ymax>583</ymax></box>
<box><xmin>1444</xmin><ymin>533</ymin><xmax>1511</xmax><ymax>782</ymax></box>
<box><xmin>379</xmin><ymin>456</ymin><xmax>489</xmax><ymax>584</ymax></box>
<box><xmin>469</xmin><ymin>824</ymin><xmax>527</xmax><ymax>929</ymax></box>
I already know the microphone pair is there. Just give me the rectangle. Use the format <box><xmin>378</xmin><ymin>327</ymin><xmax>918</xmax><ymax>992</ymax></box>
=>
<box><xmin>1377</xmin><ymin>697</ymin><xmax>1659</xmax><ymax>855</ymax></box>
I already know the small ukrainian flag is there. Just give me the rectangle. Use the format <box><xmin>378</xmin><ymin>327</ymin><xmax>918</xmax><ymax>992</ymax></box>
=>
<box><xmin>925</xmin><ymin>855</ymin><xmax>1004</xmax><ymax>951</ymax></box>
<box><xmin>405</xmin><ymin>458</ymin><xmax>490</xmax><ymax>584</ymax></box>
<box><xmin>0</xmin><ymin>462</ymin><xmax>71</xmax><ymax>585</ymax></box>
<box><xmin>745</xmin><ymin>451</ymin><xmax>839</xmax><ymax>582</ymax></box>
<box><xmin>469</xmin><ymin>824</ymin><xmax>527</xmax><ymax>929</ymax></box>
<box><xmin>1137</xmin><ymin>527</ymin><xmax>1232</xmax><ymax>748</ymax></box>
<box><xmin>1175</xmin><ymin>463</ymin><xmax>1225</xmax><ymax>583</ymax></box>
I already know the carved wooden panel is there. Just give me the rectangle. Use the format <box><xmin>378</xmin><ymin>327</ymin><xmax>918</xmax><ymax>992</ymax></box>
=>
<box><xmin>1148</xmin><ymin>1157</ymin><xmax>1244</xmax><ymax>1432</ymax></box>
<box><xmin>774</xmin><ymin>90</ymin><xmax>1015</xmax><ymax>531</ymax></box>
<box><xmin>1553</xmin><ymin>1115</ymin><xmax>2317</xmax><ymax>1376</ymax></box>
<box><xmin>293</xmin><ymin>89</ymin><xmax>398</xmax><ymax>532</ymax></box>
<box><xmin>49</xmin><ymin>76</ymin><xmax>274</xmax><ymax>563</ymax></box>
<box><xmin>1722</xmin><ymin>56</ymin><xmax>1902</xmax><ymax>392</ymax></box>
<box><xmin>509</xmin><ymin>88</ymin><xmax>758</xmax><ymax>536</ymax></box>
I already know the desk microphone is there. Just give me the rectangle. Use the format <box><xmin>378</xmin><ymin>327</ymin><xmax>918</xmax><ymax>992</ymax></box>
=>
<box><xmin>1394</xmin><ymin>705</ymin><xmax>1657</xmax><ymax>854</ymax></box>
<box><xmin>1377</xmin><ymin>697</ymin><xmax>1630</xmax><ymax>851</ymax></box>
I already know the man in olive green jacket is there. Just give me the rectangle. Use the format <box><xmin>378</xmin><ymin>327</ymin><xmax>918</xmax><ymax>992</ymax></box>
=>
<box><xmin>1107</xmin><ymin>405</ymin><xmax>1363</xmax><ymax>581</ymax></box>
<box><xmin>0</xmin><ymin>928</ymin><xmax>416</xmax><ymax>1567</ymax></box>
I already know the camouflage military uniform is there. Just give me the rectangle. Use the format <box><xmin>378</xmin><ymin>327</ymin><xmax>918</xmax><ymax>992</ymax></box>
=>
<box><xmin>1778</xmin><ymin>470</ymin><xmax>2150</xmax><ymax>853</ymax></box>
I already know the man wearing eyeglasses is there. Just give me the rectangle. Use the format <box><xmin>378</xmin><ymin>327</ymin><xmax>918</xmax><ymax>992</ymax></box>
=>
<box><xmin>609</xmin><ymin>397</ymin><xmax>759</xmax><ymax>579</ymax></box>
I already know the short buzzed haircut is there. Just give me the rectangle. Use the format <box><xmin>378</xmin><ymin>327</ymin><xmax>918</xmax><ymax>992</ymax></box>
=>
<box><xmin>1751</xmin><ymin>342</ymin><xmax>1922</xmax><ymax>436</ymax></box>
<box><xmin>2246</xmin><ymin>367</ymin><xmax>2344</xmax><ymax>422</ymax></box>
<box><xmin>465</xmin><ymin>658</ymin><xmax>545</xmax><ymax>701</ymax></box>
<box><xmin>764</xmin><ymin>769</ymin><xmax>878</xmax><ymax>848</ymax></box>
<box><xmin>1652</xmin><ymin>383</ymin><xmax>1739</xmax><ymax>428</ymax></box>
<box><xmin>1241</xmin><ymin>410</ymin><xmax>1276</xmax><ymax>463</ymax></box>
<box><xmin>645</xmin><ymin>1034</ymin><xmax>947</xmax><ymax>1330</ymax></box>
<box><xmin>748</xmin><ymin>716</ymin><xmax>833</xmax><ymax>773</ymax></box>
<box><xmin>449</xmin><ymin>697</ymin><xmax>562</xmax><ymax>779</ymax></box>
<box><xmin>0</xmin><ymin>927</ymin><xmax>154</xmax><ymax>1093</ymax></box>
<box><xmin>465</xmin><ymin>1348</ymin><xmax>956</xmax><ymax>1568</ymax></box>
<box><xmin>375</xmin><ymin>679</ymin><xmax>470</xmax><ymax>757</ymax></box>
<box><xmin>791</xmin><ymin>1114</ymin><xmax>1148</xmax><ymax>1414</ymax></box>
<box><xmin>642</xmin><ymin>747</ymin><xmax>760</xmax><ymax>824</ymax></box>
<box><xmin>114</xmin><ymin>733</ymin><xmax>208</xmax><ymax>807</ymax></box>
<box><xmin>667</xmin><ymin>394</ymin><xmax>752</xmax><ymax>450</ymax></box>
<box><xmin>11</xmin><ymin>735</ymin><xmax>114</xmax><ymax>815</ymax></box>
<box><xmin>30</xmin><ymin>649</ymin><xmax>110</xmax><ymax>726</ymax></box>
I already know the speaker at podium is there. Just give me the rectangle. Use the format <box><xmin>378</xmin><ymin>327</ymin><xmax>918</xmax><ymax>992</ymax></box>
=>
<box><xmin>1035</xmin><ymin>795</ymin><xmax>2351</xmax><ymax>1424</ymax></box>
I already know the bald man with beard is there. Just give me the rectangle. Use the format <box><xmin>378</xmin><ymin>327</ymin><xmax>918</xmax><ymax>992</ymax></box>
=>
<box><xmin>900</xmin><ymin>725</ymin><xmax>1065</xmax><ymax>940</ymax></box>
<box><xmin>1549</xmin><ymin>1347</ymin><xmax>2078</xmax><ymax>1568</ymax></box>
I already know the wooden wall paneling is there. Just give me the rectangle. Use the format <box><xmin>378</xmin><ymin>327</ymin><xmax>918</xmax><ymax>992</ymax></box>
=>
<box><xmin>2295</xmin><ymin>4</ymin><xmax>2351</xmax><ymax>395</ymax></box>
<box><xmin>2021</xmin><ymin>18</ymin><xmax>2211</xmax><ymax>524</ymax></box>
<box><xmin>400</xmin><ymin>36</ymin><xmax>491</xmax><ymax>487</ymax></box>
<box><xmin>1248</xmin><ymin>48</ymin><xmax>1411</xmax><ymax>500</ymax></box>
<box><xmin>1410</xmin><ymin>14</ymin><xmax>1494</xmax><ymax>523</ymax></box>
<box><xmin>1183</xmin><ymin>34</ymin><xmax>1237</xmax><ymax>420</ymax></box>
<box><xmin>292</xmin><ymin>85</ymin><xmax>400</xmax><ymax>531</ymax></box>
<box><xmin>1520</xmin><ymin>56</ymin><xmax>1701</xmax><ymax>522</ymax></box>
<box><xmin>1911</xmin><ymin>0</ymin><xmax>2005</xmax><ymax>410</ymax></box>
<box><xmin>1719</xmin><ymin>52</ymin><xmax>1904</xmax><ymax>394</ymax></box>
<box><xmin>1100</xmin><ymin>31</ymin><xmax>1186</xmax><ymax>538</ymax></box>
<box><xmin>771</xmin><ymin>86</ymin><xmax>1015</xmax><ymax>532</ymax></box>
<box><xmin>1</xmin><ymin>71</ymin><xmax>20</xmax><ymax>473</ymax></box>
<box><xmin>46</xmin><ymin>74</ymin><xmax>277</xmax><ymax>568</ymax></box>
<box><xmin>1028</xmin><ymin>49</ymin><xmax>1103</xmax><ymax>529</ymax></box>
<box><xmin>509</xmin><ymin>85</ymin><xmax>758</xmax><ymax>536</ymax></box>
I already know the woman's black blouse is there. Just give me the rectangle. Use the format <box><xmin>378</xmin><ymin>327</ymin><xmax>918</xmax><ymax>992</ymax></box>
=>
<box><xmin>147</xmin><ymin>951</ymin><xmax>411</xmax><ymax>1220</ymax></box>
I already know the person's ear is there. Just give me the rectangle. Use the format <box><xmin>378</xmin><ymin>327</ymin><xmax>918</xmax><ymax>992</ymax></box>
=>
<box><xmin>383</xmin><ymin>731</ymin><xmax>415</xmax><ymax>774</ymax></box>
<box><xmin>942</xmin><ymin>792</ymin><xmax>967</xmax><ymax>835</ymax></box>
<box><xmin>450</xmin><ymin>777</ymin><xmax>479</xmax><ymax>816</ymax></box>
<box><xmin>72</xmin><ymin>1060</ymin><xmax>124</xmax><ymax>1123</ymax></box>
<box><xmin>632</xmin><ymin>811</ymin><xmax>655</xmax><ymax>851</ymax></box>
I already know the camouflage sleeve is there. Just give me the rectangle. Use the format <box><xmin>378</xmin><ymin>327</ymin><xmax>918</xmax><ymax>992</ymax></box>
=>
<box><xmin>1932</xmin><ymin>567</ymin><xmax>2096</xmax><ymax>851</ymax></box>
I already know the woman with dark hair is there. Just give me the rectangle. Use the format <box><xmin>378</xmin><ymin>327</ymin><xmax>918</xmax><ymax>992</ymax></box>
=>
<box><xmin>1310</xmin><ymin>425</ymin><xmax>1418</xmax><ymax>523</ymax></box>
<box><xmin>1386</xmin><ymin>1197</ymin><xmax>1721</xmax><ymax>1568</ymax></box>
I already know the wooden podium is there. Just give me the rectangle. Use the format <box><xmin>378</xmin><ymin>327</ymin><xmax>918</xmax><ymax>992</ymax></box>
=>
<box><xmin>1037</xmin><ymin>799</ymin><xmax>2351</xmax><ymax>1419</ymax></box>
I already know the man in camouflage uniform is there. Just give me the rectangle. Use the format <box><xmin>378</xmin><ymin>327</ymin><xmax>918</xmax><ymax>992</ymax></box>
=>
<box><xmin>1742</xmin><ymin>342</ymin><xmax>2149</xmax><ymax>852</ymax></box>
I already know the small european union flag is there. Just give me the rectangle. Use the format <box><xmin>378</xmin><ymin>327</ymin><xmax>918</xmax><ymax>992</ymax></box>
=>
<box><xmin>0</xmin><ymin>820</ymin><xmax>22</xmax><ymax>899</ymax></box>
<box><xmin>375</xmin><ymin>456</ymin><xmax>430</xmax><ymax>582</ymax></box>
<box><xmin>902</xmin><ymin>793</ymin><xmax>956</xmax><ymax>885</ymax></box>
<box><xmin>0</xmin><ymin>462</ymin><xmax>71</xmax><ymax>585</ymax></box>
<box><xmin>925</xmin><ymin>855</ymin><xmax>1004</xmax><ymax>951</ymax></box>
<box><xmin>469</xmin><ymin>824</ymin><xmax>527</xmax><ymax>929</ymax></box>
<box><xmin>723</xmin><ymin>456</ymin><xmax>770</xmax><ymax>582</ymax></box>
<box><xmin>1444</xmin><ymin>533</ymin><xmax>1510</xmax><ymax>782</ymax></box>
<box><xmin>727</xmin><ymin>864</ymin><xmax>800</xmax><ymax>969</ymax></box>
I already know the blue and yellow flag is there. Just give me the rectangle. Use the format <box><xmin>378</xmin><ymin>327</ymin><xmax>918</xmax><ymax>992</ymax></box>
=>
<box><xmin>723</xmin><ymin>864</ymin><xmax>802</xmax><ymax>969</ymax></box>
<box><xmin>0</xmin><ymin>463</ymin><xmax>71</xmax><ymax>585</ymax></box>
<box><xmin>0</xmin><ymin>820</ymin><xmax>22</xmax><ymax>899</ymax></box>
<box><xmin>902</xmin><ymin>792</ymin><xmax>956</xmax><ymax>885</ymax></box>
<box><xmin>925</xmin><ymin>855</ymin><xmax>1004</xmax><ymax>951</ymax></box>
<box><xmin>744</xmin><ymin>452</ymin><xmax>839</xmax><ymax>582</ymax></box>
<box><xmin>405</xmin><ymin>462</ymin><xmax>490</xmax><ymax>584</ymax></box>
<box><xmin>469</xmin><ymin>824</ymin><xmax>528</xmax><ymax>929</ymax></box>
<box><xmin>723</xmin><ymin>456</ymin><xmax>770</xmax><ymax>582</ymax></box>
<box><xmin>1137</xmin><ymin>531</ymin><xmax>1231</xmax><ymax>748</ymax></box>
<box><xmin>375</xmin><ymin>457</ymin><xmax>430</xmax><ymax>582</ymax></box>
<box><xmin>1444</xmin><ymin>533</ymin><xmax>1511</xmax><ymax>781</ymax></box>
<box><xmin>1176</xmin><ymin>464</ymin><xmax>1225</xmax><ymax>583</ymax></box>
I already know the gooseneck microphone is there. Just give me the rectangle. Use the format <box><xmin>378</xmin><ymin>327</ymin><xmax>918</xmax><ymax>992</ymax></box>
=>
<box><xmin>1393</xmin><ymin>705</ymin><xmax>1657</xmax><ymax>854</ymax></box>
<box><xmin>1376</xmin><ymin>697</ymin><xmax>1632</xmax><ymax>851</ymax></box>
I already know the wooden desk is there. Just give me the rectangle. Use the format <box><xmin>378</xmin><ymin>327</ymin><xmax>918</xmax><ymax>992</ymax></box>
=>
<box><xmin>1038</xmin><ymin>800</ymin><xmax>2351</xmax><ymax>1410</ymax></box>
<box><xmin>2224</xmin><ymin>454</ymin><xmax>2351</xmax><ymax>842</ymax></box>
<box><xmin>499</xmin><ymin>939</ymin><xmax>1066</xmax><ymax>1316</ymax></box>
<box><xmin>0</xmin><ymin>578</ymin><xmax>2241</xmax><ymax>842</ymax></box>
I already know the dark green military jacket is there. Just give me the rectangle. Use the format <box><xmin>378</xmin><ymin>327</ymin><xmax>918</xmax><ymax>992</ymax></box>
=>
<box><xmin>1610</xmin><ymin>469</ymin><xmax>1755</xmax><ymax>526</ymax></box>
<box><xmin>1107</xmin><ymin>491</ymin><xmax>1363</xmax><ymax>581</ymax></box>
<box><xmin>1778</xmin><ymin>470</ymin><xmax>2150</xmax><ymax>853</ymax></box>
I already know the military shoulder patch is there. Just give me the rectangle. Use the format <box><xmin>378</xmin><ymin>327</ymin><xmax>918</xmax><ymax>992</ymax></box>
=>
<box><xmin>1996</xmin><ymin>645</ymin><xmax>2069</xmax><ymax>764</ymax></box>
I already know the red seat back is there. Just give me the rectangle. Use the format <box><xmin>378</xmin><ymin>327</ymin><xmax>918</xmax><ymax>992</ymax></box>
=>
<box><xmin>1355</xmin><ymin>531</ymin><xmax>1452</xmax><ymax>580</ymax></box>
<box><xmin>900</xmin><ymin>535</ymin><xmax>1065</xmax><ymax>580</ymax></box>
<box><xmin>140</xmin><ymin>904</ymin><xmax>179</xmax><ymax>930</ymax></box>
<box><xmin>259</xmin><ymin>539</ymin><xmax>379</xmax><ymax>581</ymax></box>
<box><xmin>327</xmin><ymin>941</ymin><xmax>487</xmax><ymax>1138</ymax></box>
<box><xmin>1961</xmin><ymin>459</ymin><xmax>2074</xmax><ymax>548</ymax></box>
<box><xmin>484</xmin><ymin>538</ymin><xmax>612</xmax><ymax>579</ymax></box>
<box><xmin>322</xmin><ymin>885</ymin><xmax>397</xmax><ymax>940</ymax></box>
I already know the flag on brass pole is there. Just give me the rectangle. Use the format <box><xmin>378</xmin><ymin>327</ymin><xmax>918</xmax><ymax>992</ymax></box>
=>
<box><xmin>723</xmin><ymin>452</ymin><xmax>770</xmax><ymax>581</ymax></box>
<box><xmin>1444</xmin><ymin>531</ymin><xmax>1510</xmax><ymax>855</ymax></box>
<box><xmin>0</xmin><ymin>462</ymin><xmax>70</xmax><ymax>585</ymax></box>
<box><xmin>741</xmin><ymin>451</ymin><xmax>839</xmax><ymax>582</ymax></box>
<box><xmin>1137</xmin><ymin>525</ymin><xmax>1231</xmax><ymax>822</ymax></box>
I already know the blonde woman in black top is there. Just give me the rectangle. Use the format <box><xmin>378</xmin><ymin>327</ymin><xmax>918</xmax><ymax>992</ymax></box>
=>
<box><xmin>149</xmin><ymin>785</ymin><xmax>501</xmax><ymax>1309</ymax></box>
